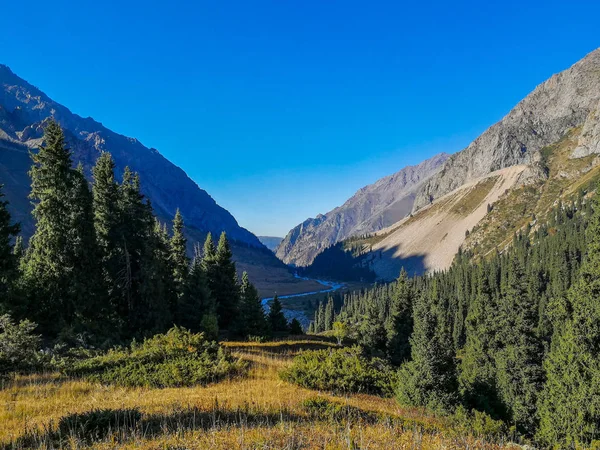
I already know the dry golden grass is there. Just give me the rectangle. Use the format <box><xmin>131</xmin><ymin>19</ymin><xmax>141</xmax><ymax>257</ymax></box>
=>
<box><xmin>0</xmin><ymin>340</ymin><xmax>520</xmax><ymax>449</ymax></box>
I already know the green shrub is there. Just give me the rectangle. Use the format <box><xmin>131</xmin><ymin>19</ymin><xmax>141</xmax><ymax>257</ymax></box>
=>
<box><xmin>280</xmin><ymin>346</ymin><xmax>395</xmax><ymax>396</ymax></box>
<box><xmin>63</xmin><ymin>327</ymin><xmax>246</xmax><ymax>387</ymax></box>
<box><xmin>301</xmin><ymin>396</ymin><xmax>377</xmax><ymax>422</ymax></box>
<box><xmin>451</xmin><ymin>405</ymin><xmax>507</xmax><ymax>441</ymax></box>
<box><xmin>0</xmin><ymin>314</ymin><xmax>44</xmax><ymax>376</ymax></box>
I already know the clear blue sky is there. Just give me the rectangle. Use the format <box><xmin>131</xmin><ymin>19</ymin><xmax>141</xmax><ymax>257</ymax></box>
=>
<box><xmin>1</xmin><ymin>1</ymin><xmax>598</xmax><ymax>236</ymax></box>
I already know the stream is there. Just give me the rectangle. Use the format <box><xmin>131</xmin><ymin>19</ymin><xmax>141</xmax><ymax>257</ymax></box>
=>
<box><xmin>261</xmin><ymin>274</ymin><xmax>345</xmax><ymax>328</ymax></box>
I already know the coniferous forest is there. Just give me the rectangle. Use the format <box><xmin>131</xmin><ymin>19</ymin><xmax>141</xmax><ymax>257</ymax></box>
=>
<box><xmin>0</xmin><ymin>121</ymin><xmax>291</xmax><ymax>345</ymax></box>
<box><xmin>308</xmin><ymin>184</ymin><xmax>600</xmax><ymax>446</ymax></box>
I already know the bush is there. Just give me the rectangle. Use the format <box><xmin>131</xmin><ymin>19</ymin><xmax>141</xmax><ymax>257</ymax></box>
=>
<box><xmin>301</xmin><ymin>396</ymin><xmax>377</xmax><ymax>422</ymax></box>
<box><xmin>63</xmin><ymin>327</ymin><xmax>246</xmax><ymax>387</ymax></box>
<box><xmin>451</xmin><ymin>405</ymin><xmax>508</xmax><ymax>441</ymax></box>
<box><xmin>0</xmin><ymin>314</ymin><xmax>43</xmax><ymax>375</ymax></box>
<box><xmin>280</xmin><ymin>346</ymin><xmax>395</xmax><ymax>396</ymax></box>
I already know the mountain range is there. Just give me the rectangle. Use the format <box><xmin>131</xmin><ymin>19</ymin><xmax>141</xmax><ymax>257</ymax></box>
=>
<box><xmin>0</xmin><ymin>64</ymin><xmax>320</xmax><ymax>297</ymax></box>
<box><xmin>276</xmin><ymin>152</ymin><xmax>449</xmax><ymax>266</ymax></box>
<box><xmin>281</xmin><ymin>47</ymin><xmax>600</xmax><ymax>280</ymax></box>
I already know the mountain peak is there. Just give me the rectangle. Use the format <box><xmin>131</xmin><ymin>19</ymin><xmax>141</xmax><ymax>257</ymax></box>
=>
<box><xmin>276</xmin><ymin>152</ymin><xmax>449</xmax><ymax>266</ymax></box>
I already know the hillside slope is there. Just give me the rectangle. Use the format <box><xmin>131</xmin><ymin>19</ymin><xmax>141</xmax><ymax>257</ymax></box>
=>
<box><xmin>276</xmin><ymin>152</ymin><xmax>449</xmax><ymax>266</ymax></box>
<box><xmin>0</xmin><ymin>65</ymin><xmax>318</xmax><ymax>297</ymax></box>
<box><xmin>412</xmin><ymin>47</ymin><xmax>600</xmax><ymax>211</ymax></box>
<box><xmin>301</xmin><ymin>48</ymin><xmax>600</xmax><ymax>281</ymax></box>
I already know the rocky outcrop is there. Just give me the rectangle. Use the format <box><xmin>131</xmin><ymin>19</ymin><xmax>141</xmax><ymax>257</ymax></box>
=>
<box><xmin>276</xmin><ymin>153</ymin><xmax>449</xmax><ymax>266</ymax></box>
<box><xmin>413</xmin><ymin>48</ymin><xmax>600</xmax><ymax>211</ymax></box>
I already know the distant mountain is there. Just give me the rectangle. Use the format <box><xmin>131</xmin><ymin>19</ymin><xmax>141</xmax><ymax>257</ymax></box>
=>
<box><xmin>258</xmin><ymin>236</ymin><xmax>283</xmax><ymax>252</ymax></box>
<box><xmin>0</xmin><ymin>64</ymin><xmax>317</xmax><ymax>297</ymax></box>
<box><xmin>300</xmin><ymin>48</ymin><xmax>600</xmax><ymax>281</ymax></box>
<box><xmin>276</xmin><ymin>153</ymin><xmax>449</xmax><ymax>266</ymax></box>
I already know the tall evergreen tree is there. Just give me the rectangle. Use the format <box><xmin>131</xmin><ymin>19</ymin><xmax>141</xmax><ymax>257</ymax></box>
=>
<box><xmin>170</xmin><ymin>209</ymin><xmax>188</xmax><ymax>300</ymax></box>
<box><xmin>459</xmin><ymin>265</ymin><xmax>504</xmax><ymax>418</ymax></box>
<box><xmin>494</xmin><ymin>254</ymin><xmax>543</xmax><ymax>434</ymax></box>
<box><xmin>268</xmin><ymin>294</ymin><xmax>288</xmax><ymax>335</ymax></box>
<box><xmin>23</xmin><ymin>121</ymin><xmax>101</xmax><ymax>337</ymax></box>
<box><xmin>176</xmin><ymin>244</ymin><xmax>214</xmax><ymax>332</ymax></box>
<box><xmin>236</xmin><ymin>271</ymin><xmax>267</xmax><ymax>338</ymax></box>
<box><xmin>386</xmin><ymin>269</ymin><xmax>413</xmax><ymax>365</ymax></box>
<box><xmin>324</xmin><ymin>296</ymin><xmax>335</xmax><ymax>331</ymax></box>
<box><xmin>0</xmin><ymin>184</ymin><xmax>20</xmax><ymax>309</ymax></box>
<box><xmin>396</xmin><ymin>280</ymin><xmax>458</xmax><ymax>411</ymax></box>
<box><xmin>91</xmin><ymin>151</ymin><xmax>123</xmax><ymax>330</ymax></box>
<box><xmin>538</xmin><ymin>182</ymin><xmax>600</xmax><ymax>446</ymax></box>
<box><xmin>213</xmin><ymin>232</ymin><xmax>239</xmax><ymax>329</ymax></box>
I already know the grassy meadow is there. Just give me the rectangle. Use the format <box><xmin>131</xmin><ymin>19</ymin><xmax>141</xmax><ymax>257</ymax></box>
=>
<box><xmin>0</xmin><ymin>339</ymin><xmax>520</xmax><ymax>449</ymax></box>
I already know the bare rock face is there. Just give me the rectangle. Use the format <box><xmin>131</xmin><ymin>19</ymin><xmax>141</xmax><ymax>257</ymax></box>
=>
<box><xmin>413</xmin><ymin>48</ymin><xmax>600</xmax><ymax>211</ymax></box>
<box><xmin>276</xmin><ymin>153</ymin><xmax>450</xmax><ymax>266</ymax></box>
<box><xmin>571</xmin><ymin>104</ymin><xmax>600</xmax><ymax>158</ymax></box>
<box><xmin>0</xmin><ymin>64</ymin><xmax>261</xmax><ymax>247</ymax></box>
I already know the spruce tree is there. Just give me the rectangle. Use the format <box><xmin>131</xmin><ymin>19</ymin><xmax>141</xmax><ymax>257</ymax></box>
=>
<box><xmin>459</xmin><ymin>265</ymin><xmax>504</xmax><ymax>418</ymax></box>
<box><xmin>538</xmin><ymin>182</ymin><xmax>600</xmax><ymax>446</ymax></box>
<box><xmin>0</xmin><ymin>184</ymin><xmax>20</xmax><ymax>309</ymax></box>
<box><xmin>386</xmin><ymin>269</ymin><xmax>413</xmax><ymax>365</ymax></box>
<box><xmin>92</xmin><ymin>151</ymin><xmax>123</xmax><ymax>330</ymax></box>
<box><xmin>324</xmin><ymin>296</ymin><xmax>334</xmax><ymax>331</ymax></box>
<box><xmin>289</xmin><ymin>318</ymin><xmax>303</xmax><ymax>335</ymax></box>
<box><xmin>236</xmin><ymin>271</ymin><xmax>267</xmax><ymax>338</ymax></box>
<box><xmin>494</xmin><ymin>254</ymin><xmax>543</xmax><ymax>434</ymax></box>
<box><xmin>170</xmin><ymin>209</ymin><xmax>188</xmax><ymax>300</ymax></box>
<box><xmin>396</xmin><ymin>281</ymin><xmax>458</xmax><ymax>412</ymax></box>
<box><xmin>268</xmin><ymin>294</ymin><xmax>288</xmax><ymax>335</ymax></box>
<box><xmin>177</xmin><ymin>244</ymin><xmax>214</xmax><ymax>332</ymax></box>
<box><xmin>23</xmin><ymin>121</ymin><xmax>101</xmax><ymax>337</ymax></box>
<box><xmin>358</xmin><ymin>299</ymin><xmax>387</xmax><ymax>354</ymax></box>
<box><xmin>213</xmin><ymin>232</ymin><xmax>239</xmax><ymax>329</ymax></box>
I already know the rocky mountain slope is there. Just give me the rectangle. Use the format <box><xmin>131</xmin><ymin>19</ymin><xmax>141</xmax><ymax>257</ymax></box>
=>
<box><xmin>0</xmin><ymin>64</ymin><xmax>319</xmax><ymax>297</ymax></box>
<box><xmin>300</xmin><ymin>48</ymin><xmax>600</xmax><ymax>281</ymax></box>
<box><xmin>412</xmin><ymin>47</ymin><xmax>600</xmax><ymax>211</ymax></box>
<box><xmin>276</xmin><ymin>152</ymin><xmax>449</xmax><ymax>266</ymax></box>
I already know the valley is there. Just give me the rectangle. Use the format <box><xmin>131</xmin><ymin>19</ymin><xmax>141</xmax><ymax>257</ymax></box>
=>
<box><xmin>1</xmin><ymin>20</ymin><xmax>600</xmax><ymax>450</ymax></box>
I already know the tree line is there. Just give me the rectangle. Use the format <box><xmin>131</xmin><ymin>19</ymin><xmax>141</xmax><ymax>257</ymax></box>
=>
<box><xmin>0</xmin><ymin>121</ymin><xmax>299</xmax><ymax>346</ymax></box>
<box><xmin>309</xmin><ymin>185</ymin><xmax>600</xmax><ymax>447</ymax></box>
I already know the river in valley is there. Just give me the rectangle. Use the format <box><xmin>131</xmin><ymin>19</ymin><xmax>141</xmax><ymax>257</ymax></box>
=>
<box><xmin>261</xmin><ymin>274</ymin><xmax>345</xmax><ymax>328</ymax></box>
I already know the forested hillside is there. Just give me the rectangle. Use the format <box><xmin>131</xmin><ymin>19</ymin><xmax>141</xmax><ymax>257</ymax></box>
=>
<box><xmin>0</xmin><ymin>122</ymin><xmax>296</xmax><ymax>343</ymax></box>
<box><xmin>309</xmin><ymin>183</ymin><xmax>600</xmax><ymax>446</ymax></box>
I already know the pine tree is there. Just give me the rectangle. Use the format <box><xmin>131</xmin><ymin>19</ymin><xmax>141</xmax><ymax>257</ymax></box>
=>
<box><xmin>324</xmin><ymin>296</ymin><xmax>334</xmax><ymax>331</ymax></box>
<box><xmin>268</xmin><ymin>294</ymin><xmax>288</xmax><ymax>335</ymax></box>
<box><xmin>204</xmin><ymin>232</ymin><xmax>239</xmax><ymax>329</ymax></box>
<box><xmin>0</xmin><ymin>184</ymin><xmax>20</xmax><ymax>308</ymax></box>
<box><xmin>289</xmin><ymin>318</ymin><xmax>303</xmax><ymax>335</ymax></box>
<box><xmin>358</xmin><ymin>299</ymin><xmax>387</xmax><ymax>354</ymax></box>
<box><xmin>315</xmin><ymin>301</ymin><xmax>325</xmax><ymax>332</ymax></box>
<box><xmin>177</xmin><ymin>244</ymin><xmax>214</xmax><ymax>332</ymax></box>
<box><xmin>236</xmin><ymin>271</ymin><xmax>267</xmax><ymax>338</ymax></box>
<box><xmin>170</xmin><ymin>209</ymin><xmax>188</xmax><ymax>300</ymax></box>
<box><xmin>396</xmin><ymin>281</ymin><xmax>458</xmax><ymax>412</ymax></box>
<box><xmin>494</xmin><ymin>254</ymin><xmax>543</xmax><ymax>434</ymax></box>
<box><xmin>538</xmin><ymin>182</ymin><xmax>600</xmax><ymax>446</ymax></box>
<box><xmin>386</xmin><ymin>269</ymin><xmax>413</xmax><ymax>365</ymax></box>
<box><xmin>91</xmin><ymin>151</ymin><xmax>123</xmax><ymax>330</ymax></box>
<box><xmin>23</xmin><ymin>121</ymin><xmax>101</xmax><ymax>337</ymax></box>
<box><xmin>459</xmin><ymin>265</ymin><xmax>504</xmax><ymax>418</ymax></box>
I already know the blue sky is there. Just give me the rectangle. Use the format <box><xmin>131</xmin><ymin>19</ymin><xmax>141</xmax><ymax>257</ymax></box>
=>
<box><xmin>1</xmin><ymin>1</ymin><xmax>599</xmax><ymax>236</ymax></box>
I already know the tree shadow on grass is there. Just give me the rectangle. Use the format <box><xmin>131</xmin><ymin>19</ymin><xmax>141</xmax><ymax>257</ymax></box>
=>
<box><xmin>3</xmin><ymin>399</ymin><xmax>391</xmax><ymax>449</ymax></box>
<box><xmin>3</xmin><ymin>406</ymin><xmax>308</xmax><ymax>449</ymax></box>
